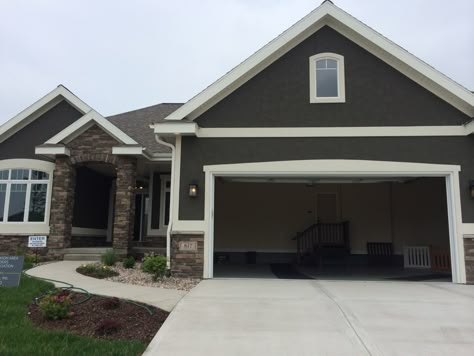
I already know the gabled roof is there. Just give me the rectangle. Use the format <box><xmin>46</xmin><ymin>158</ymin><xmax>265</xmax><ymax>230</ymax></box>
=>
<box><xmin>45</xmin><ymin>110</ymin><xmax>138</xmax><ymax>145</ymax></box>
<box><xmin>0</xmin><ymin>85</ymin><xmax>91</xmax><ymax>143</ymax></box>
<box><xmin>161</xmin><ymin>1</ymin><xmax>474</xmax><ymax>122</ymax></box>
<box><xmin>107</xmin><ymin>103</ymin><xmax>183</xmax><ymax>154</ymax></box>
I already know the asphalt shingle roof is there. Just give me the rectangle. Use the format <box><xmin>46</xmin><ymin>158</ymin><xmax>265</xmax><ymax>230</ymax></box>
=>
<box><xmin>106</xmin><ymin>103</ymin><xmax>183</xmax><ymax>154</ymax></box>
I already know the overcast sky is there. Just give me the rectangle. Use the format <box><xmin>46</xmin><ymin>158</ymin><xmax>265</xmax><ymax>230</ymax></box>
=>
<box><xmin>0</xmin><ymin>0</ymin><xmax>473</xmax><ymax>124</ymax></box>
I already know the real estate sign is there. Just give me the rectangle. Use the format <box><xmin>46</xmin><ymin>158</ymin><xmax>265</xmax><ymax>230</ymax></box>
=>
<box><xmin>28</xmin><ymin>235</ymin><xmax>47</xmax><ymax>248</ymax></box>
<box><xmin>0</xmin><ymin>256</ymin><xmax>24</xmax><ymax>287</ymax></box>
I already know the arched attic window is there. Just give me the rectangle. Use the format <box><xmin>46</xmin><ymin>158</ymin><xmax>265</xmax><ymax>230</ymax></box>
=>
<box><xmin>309</xmin><ymin>53</ymin><xmax>345</xmax><ymax>103</ymax></box>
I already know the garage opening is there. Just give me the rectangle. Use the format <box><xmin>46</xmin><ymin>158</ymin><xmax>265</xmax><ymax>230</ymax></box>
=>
<box><xmin>213</xmin><ymin>176</ymin><xmax>452</xmax><ymax>281</ymax></box>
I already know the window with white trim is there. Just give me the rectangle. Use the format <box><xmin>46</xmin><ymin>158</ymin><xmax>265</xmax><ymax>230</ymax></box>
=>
<box><xmin>309</xmin><ymin>53</ymin><xmax>345</xmax><ymax>103</ymax></box>
<box><xmin>147</xmin><ymin>173</ymin><xmax>171</xmax><ymax>236</ymax></box>
<box><xmin>0</xmin><ymin>169</ymin><xmax>50</xmax><ymax>223</ymax></box>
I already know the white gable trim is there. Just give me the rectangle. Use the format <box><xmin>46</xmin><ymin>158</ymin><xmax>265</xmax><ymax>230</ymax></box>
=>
<box><xmin>0</xmin><ymin>85</ymin><xmax>91</xmax><ymax>143</ymax></box>
<box><xmin>163</xmin><ymin>2</ymin><xmax>474</xmax><ymax>122</ymax></box>
<box><xmin>45</xmin><ymin>110</ymin><xmax>138</xmax><ymax>145</ymax></box>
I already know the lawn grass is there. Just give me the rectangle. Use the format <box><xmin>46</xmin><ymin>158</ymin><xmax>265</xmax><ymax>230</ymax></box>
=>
<box><xmin>0</xmin><ymin>275</ymin><xmax>146</xmax><ymax>356</ymax></box>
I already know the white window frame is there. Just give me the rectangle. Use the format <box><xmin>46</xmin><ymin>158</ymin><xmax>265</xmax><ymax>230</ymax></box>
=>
<box><xmin>309</xmin><ymin>52</ymin><xmax>346</xmax><ymax>104</ymax></box>
<box><xmin>146</xmin><ymin>172</ymin><xmax>171</xmax><ymax>236</ymax></box>
<box><xmin>0</xmin><ymin>159</ymin><xmax>54</xmax><ymax>235</ymax></box>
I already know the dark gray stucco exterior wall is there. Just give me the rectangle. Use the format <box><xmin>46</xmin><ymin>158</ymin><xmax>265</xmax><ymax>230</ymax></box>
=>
<box><xmin>195</xmin><ymin>26</ymin><xmax>470</xmax><ymax>128</ymax></box>
<box><xmin>0</xmin><ymin>100</ymin><xmax>83</xmax><ymax>161</ymax></box>
<box><xmin>179</xmin><ymin>136</ymin><xmax>474</xmax><ymax>222</ymax></box>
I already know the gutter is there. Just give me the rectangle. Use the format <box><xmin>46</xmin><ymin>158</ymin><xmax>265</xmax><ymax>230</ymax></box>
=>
<box><xmin>154</xmin><ymin>134</ymin><xmax>176</xmax><ymax>269</ymax></box>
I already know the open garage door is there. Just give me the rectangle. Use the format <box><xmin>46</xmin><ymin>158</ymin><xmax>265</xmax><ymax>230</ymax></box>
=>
<box><xmin>213</xmin><ymin>177</ymin><xmax>452</xmax><ymax>281</ymax></box>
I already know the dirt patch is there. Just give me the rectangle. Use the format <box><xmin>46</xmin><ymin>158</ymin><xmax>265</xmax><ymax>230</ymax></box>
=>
<box><xmin>28</xmin><ymin>292</ymin><xmax>168</xmax><ymax>344</ymax></box>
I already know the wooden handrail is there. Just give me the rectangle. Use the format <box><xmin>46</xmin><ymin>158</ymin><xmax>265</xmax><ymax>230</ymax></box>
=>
<box><xmin>295</xmin><ymin>222</ymin><xmax>350</xmax><ymax>264</ymax></box>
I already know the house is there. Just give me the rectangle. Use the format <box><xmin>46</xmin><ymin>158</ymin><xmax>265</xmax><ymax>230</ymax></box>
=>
<box><xmin>1</xmin><ymin>1</ymin><xmax>473</xmax><ymax>283</ymax></box>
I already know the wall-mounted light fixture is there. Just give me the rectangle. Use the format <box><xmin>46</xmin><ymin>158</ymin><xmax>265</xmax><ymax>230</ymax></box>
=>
<box><xmin>470</xmin><ymin>180</ymin><xmax>474</xmax><ymax>199</ymax></box>
<box><xmin>189</xmin><ymin>183</ymin><xmax>198</xmax><ymax>197</ymax></box>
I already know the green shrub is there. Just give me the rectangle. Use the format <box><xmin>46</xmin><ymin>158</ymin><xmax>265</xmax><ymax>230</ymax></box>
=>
<box><xmin>101</xmin><ymin>250</ymin><xmax>118</xmax><ymax>266</ymax></box>
<box><xmin>38</xmin><ymin>289</ymin><xmax>73</xmax><ymax>320</ymax></box>
<box><xmin>122</xmin><ymin>256</ymin><xmax>135</xmax><ymax>269</ymax></box>
<box><xmin>142</xmin><ymin>255</ymin><xmax>167</xmax><ymax>280</ymax></box>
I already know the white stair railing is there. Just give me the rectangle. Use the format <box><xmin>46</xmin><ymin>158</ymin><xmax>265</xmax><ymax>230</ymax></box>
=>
<box><xmin>403</xmin><ymin>246</ymin><xmax>431</xmax><ymax>269</ymax></box>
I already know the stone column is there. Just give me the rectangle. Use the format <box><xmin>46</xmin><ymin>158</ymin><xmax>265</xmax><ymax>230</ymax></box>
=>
<box><xmin>171</xmin><ymin>234</ymin><xmax>204</xmax><ymax>278</ymax></box>
<box><xmin>48</xmin><ymin>157</ymin><xmax>76</xmax><ymax>258</ymax></box>
<box><xmin>112</xmin><ymin>158</ymin><xmax>137</xmax><ymax>255</ymax></box>
<box><xmin>465</xmin><ymin>237</ymin><xmax>474</xmax><ymax>284</ymax></box>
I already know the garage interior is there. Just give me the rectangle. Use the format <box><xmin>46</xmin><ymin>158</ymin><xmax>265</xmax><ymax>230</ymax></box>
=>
<box><xmin>213</xmin><ymin>176</ymin><xmax>452</xmax><ymax>281</ymax></box>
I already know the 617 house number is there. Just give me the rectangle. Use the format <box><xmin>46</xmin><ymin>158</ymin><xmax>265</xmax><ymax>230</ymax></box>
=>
<box><xmin>179</xmin><ymin>241</ymin><xmax>197</xmax><ymax>252</ymax></box>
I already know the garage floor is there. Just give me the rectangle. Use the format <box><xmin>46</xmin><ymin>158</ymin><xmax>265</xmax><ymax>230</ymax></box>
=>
<box><xmin>213</xmin><ymin>263</ymin><xmax>451</xmax><ymax>282</ymax></box>
<box><xmin>145</xmin><ymin>278</ymin><xmax>474</xmax><ymax>356</ymax></box>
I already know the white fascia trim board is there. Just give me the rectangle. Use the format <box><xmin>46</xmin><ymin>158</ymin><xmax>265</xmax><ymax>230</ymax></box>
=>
<box><xmin>35</xmin><ymin>145</ymin><xmax>70</xmax><ymax>156</ymax></box>
<box><xmin>203</xmin><ymin>160</ymin><xmax>461</xmax><ymax>176</ymax></box>
<box><xmin>196</xmin><ymin>125</ymin><xmax>470</xmax><ymax>138</ymax></box>
<box><xmin>0</xmin><ymin>85</ymin><xmax>92</xmax><ymax>143</ymax></box>
<box><xmin>111</xmin><ymin>146</ymin><xmax>145</xmax><ymax>155</ymax></box>
<box><xmin>46</xmin><ymin>110</ymin><xmax>138</xmax><ymax>145</ymax></box>
<box><xmin>0</xmin><ymin>224</ymin><xmax>50</xmax><ymax>235</ymax></box>
<box><xmin>163</xmin><ymin>2</ymin><xmax>473</xmax><ymax>122</ymax></box>
<box><xmin>462</xmin><ymin>224</ymin><xmax>474</xmax><ymax>236</ymax></box>
<box><xmin>153</xmin><ymin>122</ymin><xmax>198</xmax><ymax>136</ymax></box>
<box><xmin>0</xmin><ymin>158</ymin><xmax>55</xmax><ymax>172</ymax></box>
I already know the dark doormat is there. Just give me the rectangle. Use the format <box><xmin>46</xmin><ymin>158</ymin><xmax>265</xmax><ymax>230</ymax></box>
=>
<box><xmin>386</xmin><ymin>273</ymin><xmax>451</xmax><ymax>281</ymax></box>
<box><xmin>270</xmin><ymin>264</ymin><xmax>312</xmax><ymax>279</ymax></box>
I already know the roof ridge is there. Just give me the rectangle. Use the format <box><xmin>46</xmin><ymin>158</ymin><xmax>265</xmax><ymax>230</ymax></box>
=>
<box><xmin>107</xmin><ymin>102</ymin><xmax>183</xmax><ymax>118</ymax></box>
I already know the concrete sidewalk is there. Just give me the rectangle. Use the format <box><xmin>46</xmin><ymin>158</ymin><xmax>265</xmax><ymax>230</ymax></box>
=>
<box><xmin>26</xmin><ymin>261</ymin><xmax>186</xmax><ymax>311</ymax></box>
<box><xmin>145</xmin><ymin>278</ymin><xmax>474</xmax><ymax>356</ymax></box>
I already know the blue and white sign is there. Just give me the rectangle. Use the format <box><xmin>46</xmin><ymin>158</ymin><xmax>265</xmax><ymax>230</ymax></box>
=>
<box><xmin>28</xmin><ymin>235</ymin><xmax>47</xmax><ymax>248</ymax></box>
<box><xmin>0</xmin><ymin>256</ymin><xmax>24</xmax><ymax>287</ymax></box>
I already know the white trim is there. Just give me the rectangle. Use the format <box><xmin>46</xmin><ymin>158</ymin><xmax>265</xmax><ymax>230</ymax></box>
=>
<box><xmin>163</xmin><ymin>2</ymin><xmax>474</xmax><ymax>122</ymax></box>
<box><xmin>35</xmin><ymin>145</ymin><xmax>71</xmax><ymax>156</ymax></box>
<box><xmin>201</xmin><ymin>159</ymin><xmax>464</xmax><ymax>282</ymax></box>
<box><xmin>196</xmin><ymin>125</ymin><xmax>471</xmax><ymax>138</ymax></box>
<box><xmin>0</xmin><ymin>85</ymin><xmax>91</xmax><ymax>144</ymax></box>
<box><xmin>462</xmin><ymin>223</ymin><xmax>474</xmax><ymax>236</ymax></box>
<box><xmin>155</xmin><ymin>124</ymin><xmax>474</xmax><ymax>138</ymax></box>
<box><xmin>71</xmin><ymin>227</ymin><xmax>107</xmax><ymax>236</ymax></box>
<box><xmin>111</xmin><ymin>146</ymin><xmax>145</xmax><ymax>155</ymax></box>
<box><xmin>46</xmin><ymin>110</ymin><xmax>138</xmax><ymax>145</ymax></box>
<box><xmin>153</xmin><ymin>122</ymin><xmax>198</xmax><ymax>136</ymax></box>
<box><xmin>0</xmin><ymin>224</ymin><xmax>50</xmax><ymax>235</ymax></box>
<box><xmin>309</xmin><ymin>53</ymin><xmax>346</xmax><ymax>103</ymax></box>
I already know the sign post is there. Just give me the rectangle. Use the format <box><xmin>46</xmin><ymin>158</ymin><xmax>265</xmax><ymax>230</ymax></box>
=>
<box><xmin>28</xmin><ymin>235</ymin><xmax>47</xmax><ymax>263</ymax></box>
<box><xmin>0</xmin><ymin>256</ymin><xmax>24</xmax><ymax>287</ymax></box>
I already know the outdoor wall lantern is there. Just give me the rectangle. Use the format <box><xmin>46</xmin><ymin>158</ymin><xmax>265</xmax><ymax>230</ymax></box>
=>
<box><xmin>189</xmin><ymin>183</ymin><xmax>198</xmax><ymax>197</ymax></box>
<box><xmin>470</xmin><ymin>180</ymin><xmax>474</xmax><ymax>199</ymax></box>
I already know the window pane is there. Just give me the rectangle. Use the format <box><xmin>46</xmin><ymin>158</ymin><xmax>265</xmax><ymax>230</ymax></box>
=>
<box><xmin>165</xmin><ymin>181</ymin><xmax>171</xmax><ymax>189</ymax></box>
<box><xmin>0</xmin><ymin>170</ymin><xmax>8</xmax><ymax>180</ymax></box>
<box><xmin>316</xmin><ymin>68</ymin><xmax>338</xmax><ymax>97</ymax></box>
<box><xmin>0</xmin><ymin>184</ymin><xmax>5</xmax><ymax>222</ymax></box>
<box><xmin>326</xmin><ymin>59</ymin><xmax>337</xmax><ymax>69</ymax></box>
<box><xmin>31</xmin><ymin>170</ymin><xmax>49</xmax><ymax>180</ymax></box>
<box><xmin>8</xmin><ymin>184</ymin><xmax>27</xmax><ymax>221</ymax></box>
<box><xmin>316</xmin><ymin>59</ymin><xmax>326</xmax><ymax>69</ymax></box>
<box><xmin>11</xmin><ymin>169</ymin><xmax>29</xmax><ymax>180</ymax></box>
<box><xmin>164</xmin><ymin>191</ymin><xmax>170</xmax><ymax>225</ymax></box>
<box><xmin>29</xmin><ymin>184</ymin><xmax>47</xmax><ymax>222</ymax></box>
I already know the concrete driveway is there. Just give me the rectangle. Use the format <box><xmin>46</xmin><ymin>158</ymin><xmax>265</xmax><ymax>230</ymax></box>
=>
<box><xmin>146</xmin><ymin>279</ymin><xmax>474</xmax><ymax>356</ymax></box>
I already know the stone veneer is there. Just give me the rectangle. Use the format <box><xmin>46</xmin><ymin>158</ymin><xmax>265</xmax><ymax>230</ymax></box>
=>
<box><xmin>465</xmin><ymin>237</ymin><xmax>474</xmax><ymax>284</ymax></box>
<box><xmin>171</xmin><ymin>234</ymin><xmax>204</xmax><ymax>278</ymax></box>
<box><xmin>0</xmin><ymin>236</ymin><xmax>48</xmax><ymax>256</ymax></box>
<box><xmin>47</xmin><ymin>125</ymin><xmax>136</xmax><ymax>257</ymax></box>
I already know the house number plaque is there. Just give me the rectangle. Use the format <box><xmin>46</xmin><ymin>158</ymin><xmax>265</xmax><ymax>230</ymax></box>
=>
<box><xmin>179</xmin><ymin>241</ymin><xmax>197</xmax><ymax>252</ymax></box>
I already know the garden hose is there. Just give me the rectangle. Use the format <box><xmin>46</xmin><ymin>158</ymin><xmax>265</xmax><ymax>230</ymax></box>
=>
<box><xmin>23</xmin><ymin>270</ymin><xmax>153</xmax><ymax>315</ymax></box>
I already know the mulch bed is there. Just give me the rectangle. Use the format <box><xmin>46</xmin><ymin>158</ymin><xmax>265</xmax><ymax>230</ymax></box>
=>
<box><xmin>28</xmin><ymin>292</ymin><xmax>169</xmax><ymax>344</ymax></box>
<box><xmin>76</xmin><ymin>266</ymin><xmax>119</xmax><ymax>279</ymax></box>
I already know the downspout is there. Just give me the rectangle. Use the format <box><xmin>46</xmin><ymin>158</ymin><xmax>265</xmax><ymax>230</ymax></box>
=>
<box><xmin>154</xmin><ymin>134</ymin><xmax>176</xmax><ymax>269</ymax></box>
